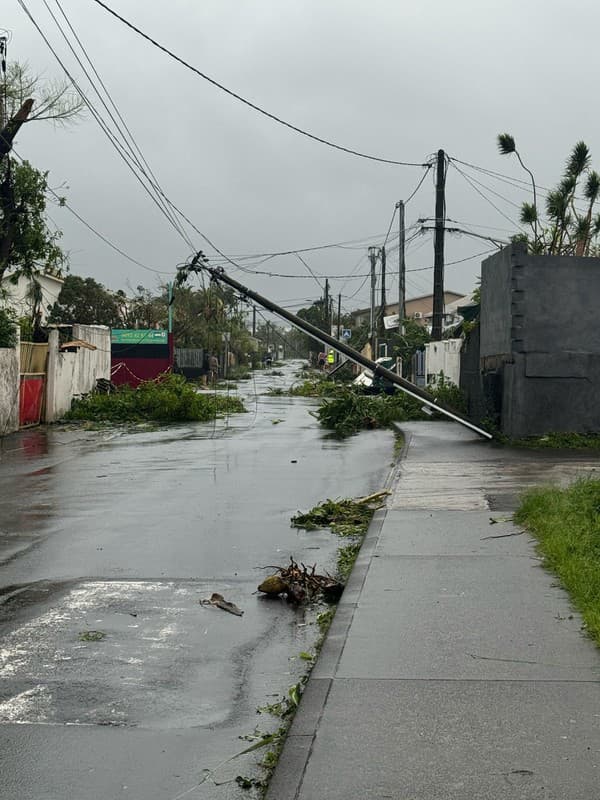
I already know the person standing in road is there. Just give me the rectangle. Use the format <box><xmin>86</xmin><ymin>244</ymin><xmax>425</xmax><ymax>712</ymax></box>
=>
<box><xmin>208</xmin><ymin>354</ymin><xmax>219</xmax><ymax>384</ymax></box>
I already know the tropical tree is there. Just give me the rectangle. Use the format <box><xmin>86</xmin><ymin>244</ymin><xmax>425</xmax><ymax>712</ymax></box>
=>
<box><xmin>389</xmin><ymin>319</ymin><xmax>430</xmax><ymax>378</ymax></box>
<box><xmin>48</xmin><ymin>274</ymin><xmax>122</xmax><ymax>326</ymax></box>
<box><xmin>1</xmin><ymin>62</ymin><xmax>83</xmax><ymax>285</ymax></box>
<box><xmin>498</xmin><ymin>134</ymin><xmax>600</xmax><ymax>256</ymax></box>
<box><xmin>0</xmin><ymin>158</ymin><xmax>65</xmax><ymax>284</ymax></box>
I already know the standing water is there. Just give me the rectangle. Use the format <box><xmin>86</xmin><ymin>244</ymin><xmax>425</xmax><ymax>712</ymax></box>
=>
<box><xmin>0</xmin><ymin>361</ymin><xmax>395</xmax><ymax>799</ymax></box>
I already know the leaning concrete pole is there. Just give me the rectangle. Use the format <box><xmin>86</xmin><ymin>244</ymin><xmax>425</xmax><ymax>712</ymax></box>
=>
<box><xmin>182</xmin><ymin>261</ymin><xmax>493</xmax><ymax>440</ymax></box>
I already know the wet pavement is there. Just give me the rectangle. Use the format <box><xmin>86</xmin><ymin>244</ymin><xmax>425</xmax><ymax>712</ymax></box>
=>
<box><xmin>0</xmin><ymin>362</ymin><xmax>395</xmax><ymax>799</ymax></box>
<box><xmin>266</xmin><ymin>422</ymin><xmax>600</xmax><ymax>800</ymax></box>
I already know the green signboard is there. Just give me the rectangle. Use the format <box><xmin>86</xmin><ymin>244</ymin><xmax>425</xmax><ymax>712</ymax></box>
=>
<box><xmin>111</xmin><ymin>329</ymin><xmax>168</xmax><ymax>345</ymax></box>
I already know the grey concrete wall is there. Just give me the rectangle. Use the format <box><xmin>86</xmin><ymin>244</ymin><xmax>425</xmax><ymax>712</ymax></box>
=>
<box><xmin>0</xmin><ymin>346</ymin><xmax>20</xmax><ymax>435</ymax></box>
<box><xmin>476</xmin><ymin>244</ymin><xmax>600</xmax><ymax>437</ymax></box>
<box><xmin>479</xmin><ymin>245</ymin><xmax>516</xmax><ymax>362</ymax></box>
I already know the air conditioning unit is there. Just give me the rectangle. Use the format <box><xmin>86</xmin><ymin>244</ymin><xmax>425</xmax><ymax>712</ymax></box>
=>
<box><xmin>414</xmin><ymin>311</ymin><xmax>422</xmax><ymax>319</ymax></box>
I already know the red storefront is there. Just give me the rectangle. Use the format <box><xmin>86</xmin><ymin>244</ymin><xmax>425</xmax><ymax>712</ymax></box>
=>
<box><xmin>111</xmin><ymin>329</ymin><xmax>173</xmax><ymax>387</ymax></box>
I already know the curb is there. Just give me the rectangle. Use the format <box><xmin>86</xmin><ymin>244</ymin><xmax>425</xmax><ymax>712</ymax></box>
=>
<box><xmin>265</xmin><ymin>434</ymin><xmax>409</xmax><ymax>800</ymax></box>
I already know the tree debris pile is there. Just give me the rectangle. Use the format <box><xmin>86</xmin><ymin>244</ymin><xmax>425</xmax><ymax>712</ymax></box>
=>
<box><xmin>67</xmin><ymin>374</ymin><xmax>245</xmax><ymax>423</ymax></box>
<box><xmin>290</xmin><ymin>491</ymin><xmax>389</xmax><ymax>536</ymax></box>
<box><xmin>258</xmin><ymin>557</ymin><xmax>343</xmax><ymax>604</ymax></box>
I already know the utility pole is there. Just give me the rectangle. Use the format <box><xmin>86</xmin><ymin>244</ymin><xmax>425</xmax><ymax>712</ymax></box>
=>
<box><xmin>378</xmin><ymin>245</ymin><xmax>387</xmax><ymax>354</ymax></box>
<box><xmin>368</xmin><ymin>246</ymin><xmax>379</xmax><ymax>358</ymax></box>
<box><xmin>432</xmin><ymin>149</ymin><xmax>446</xmax><ymax>341</ymax></box>
<box><xmin>252</xmin><ymin>305</ymin><xmax>256</xmax><ymax>337</ymax></box>
<box><xmin>397</xmin><ymin>200</ymin><xmax>405</xmax><ymax>332</ymax></box>
<box><xmin>324</xmin><ymin>279</ymin><xmax>330</xmax><ymax>333</ymax></box>
<box><xmin>336</xmin><ymin>292</ymin><xmax>342</xmax><ymax>364</ymax></box>
<box><xmin>180</xmin><ymin>259</ymin><xmax>493</xmax><ymax>439</ymax></box>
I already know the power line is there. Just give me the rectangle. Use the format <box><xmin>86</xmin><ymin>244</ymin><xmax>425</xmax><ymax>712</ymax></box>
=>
<box><xmin>16</xmin><ymin>0</ymin><xmax>198</xmax><ymax>253</ymax></box>
<box><xmin>9</xmin><ymin>146</ymin><xmax>168</xmax><ymax>274</ymax></box>
<box><xmin>449</xmin><ymin>161</ymin><xmax>525</xmax><ymax>232</ymax></box>
<box><xmin>405</xmin><ymin>164</ymin><xmax>433</xmax><ymax>204</ymax></box>
<box><xmin>48</xmin><ymin>0</ymin><xmax>194</xmax><ymax>248</ymax></box>
<box><xmin>90</xmin><ymin>0</ymin><xmax>431</xmax><ymax>168</ymax></box>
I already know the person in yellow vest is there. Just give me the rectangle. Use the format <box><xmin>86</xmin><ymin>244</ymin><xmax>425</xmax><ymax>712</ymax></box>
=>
<box><xmin>326</xmin><ymin>350</ymin><xmax>335</xmax><ymax>369</ymax></box>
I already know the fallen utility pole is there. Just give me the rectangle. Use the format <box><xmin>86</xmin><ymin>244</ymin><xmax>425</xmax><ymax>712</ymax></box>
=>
<box><xmin>181</xmin><ymin>261</ymin><xmax>492</xmax><ymax>439</ymax></box>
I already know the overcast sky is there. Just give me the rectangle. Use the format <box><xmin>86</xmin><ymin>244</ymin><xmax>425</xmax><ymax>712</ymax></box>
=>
<box><xmin>4</xmin><ymin>0</ymin><xmax>600</xmax><ymax>317</ymax></box>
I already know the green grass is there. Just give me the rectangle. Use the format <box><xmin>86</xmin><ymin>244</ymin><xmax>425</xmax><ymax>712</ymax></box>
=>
<box><xmin>511</xmin><ymin>432</ymin><xmax>600</xmax><ymax>449</ymax></box>
<box><xmin>67</xmin><ymin>374</ymin><xmax>245</xmax><ymax>423</ymax></box>
<box><xmin>515</xmin><ymin>478</ymin><xmax>600</xmax><ymax>645</ymax></box>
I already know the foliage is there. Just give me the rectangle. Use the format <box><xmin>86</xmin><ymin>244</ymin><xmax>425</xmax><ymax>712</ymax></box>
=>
<box><xmin>428</xmin><ymin>374</ymin><xmax>467</xmax><ymax>413</ymax></box>
<box><xmin>0</xmin><ymin>306</ymin><xmax>17</xmax><ymax>347</ymax></box>
<box><xmin>286</xmin><ymin>299</ymin><xmax>331</xmax><ymax>358</ymax></box>
<box><xmin>0</xmin><ymin>158</ymin><xmax>65</xmax><ymax>284</ymax></box>
<box><xmin>117</xmin><ymin>285</ymin><xmax>165</xmax><ymax>329</ymax></box>
<box><xmin>498</xmin><ymin>134</ymin><xmax>600</xmax><ymax>256</ymax></box>
<box><xmin>316</xmin><ymin>607</ymin><xmax>335</xmax><ymax>634</ymax></box>
<box><xmin>388</xmin><ymin>319</ymin><xmax>431</xmax><ymax>376</ymax></box>
<box><xmin>337</xmin><ymin>542</ymin><xmax>362</xmax><ymax>582</ymax></box>
<box><xmin>1</xmin><ymin>61</ymin><xmax>84</xmax><ymax>126</ymax></box>
<box><xmin>49</xmin><ymin>274</ymin><xmax>122</xmax><ymax>326</ymax></box>
<box><xmin>515</xmin><ymin>478</ymin><xmax>600</xmax><ymax>645</ymax></box>
<box><xmin>288</xmin><ymin>376</ymin><xmax>339</xmax><ymax>397</ymax></box>
<box><xmin>315</xmin><ymin>386</ymin><xmax>425</xmax><ymax>436</ymax></box>
<box><xmin>291</xmin><ymin>497</ymin><xmax>376</xmax><ymax>537</ymax></box>
<box><xmin>66</xmin><ymin>374</ymin><xmax>245</xmax><ymax>423</ymax></box>
<box><xmin>292</xmin><ymin>493</ymin><xmax>385</xmax><ymax>585</ymax></box>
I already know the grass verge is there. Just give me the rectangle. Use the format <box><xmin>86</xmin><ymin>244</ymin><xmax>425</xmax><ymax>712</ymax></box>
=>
<box><xmin>515</xmin><ymin>477</ymin><xmax>600</xmax><ymax>645</ymax></box>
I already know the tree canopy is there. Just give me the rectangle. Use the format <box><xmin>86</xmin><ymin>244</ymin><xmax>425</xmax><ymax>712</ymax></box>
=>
<box><xmin>49</xmin><ymin>274</ymin><xmax>122</xmax><ymax>327</ymax></box>
<box><xmin>0</xmin><ymin>158</ymin><xmax>64</xmax><ymax>284</ymax></box>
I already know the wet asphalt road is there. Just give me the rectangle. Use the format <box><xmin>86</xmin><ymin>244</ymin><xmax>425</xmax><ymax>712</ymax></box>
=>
<box><xmin>0</xmin><ymin>362</ymin><xmax>395</xmax><ymax>799</ymax></box>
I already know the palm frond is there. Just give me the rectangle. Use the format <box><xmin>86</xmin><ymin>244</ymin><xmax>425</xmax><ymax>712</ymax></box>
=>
<box><xmin>546</xmin><ymin>189</ymin><xmax>568</xmax><ymax>220</ymax></box>
<box><xmin>566</xmin><ymin>141</ymin><xmax>591</xmax><ymax>177</ymax></box>
<box><xmin>519</xmin><ymin>202</ymin><xmax>538</xmax><ymax>226</ymax></box>
<box><xmin>497</xmin><ymin>133</ymin><xmax>516</xmax><ymax>155</ymax></box>
<box><xmin>584</xmin><ymin>171</ymin><xmax>600</xmax><ymax>203</ymax></box>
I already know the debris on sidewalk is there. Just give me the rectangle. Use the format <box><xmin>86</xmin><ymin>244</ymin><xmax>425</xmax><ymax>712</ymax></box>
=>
<box><xmin>200</xmin><ymin>592</ymin><xmax>244</xmax><ymax>616</ymax></box>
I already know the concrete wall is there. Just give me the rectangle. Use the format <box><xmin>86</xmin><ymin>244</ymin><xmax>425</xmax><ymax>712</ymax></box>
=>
<box><xmin>425</xmin><ymin>338</ymin><xmax>462</xmax><ymax>386</ymax></box>
<box><xmin>45</xmin><ymin>325</ymin><xmax>110</xmax><ymax>422</ymax></box>
<box><xmin>477</xmin><ymin>244</ymin><xmax>600</xmax><ymax>437</ymax></box>
<box><xmin>0</xmin><ymin>334</ymin><xmax>20</xmax><ymax>436</ymax></box>
<box><xmin>479</xmin><ymin>246</ymin><xmax>514</xmax><ymax>363</ymax></box>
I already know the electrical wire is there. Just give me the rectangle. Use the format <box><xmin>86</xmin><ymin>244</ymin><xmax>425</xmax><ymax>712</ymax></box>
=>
<box><xmin>90</xmin><ymin>0</ymin><xmax>430</xmax><ymax>168</ymax></box>
<box><xmin>16</xmin><ymin>0</ymin><xmax>198</xmax><ymax>255</ymax></box>
<box><xmin>6</xmin><ymin>144</ymin><xmax>168</xmax><ymax>275</ymax></box>
<box><xmin>48</xmin><ymin>0</ymin><xmax>194</xmax><ymax>248</ymax></box>
<box><xmin>449</xmin><ymin>161</ymin><xmax>525</xmax><ymax>232</ymax></box>
<box><xmin>405</xmin><ymin>165</ymin><xmax>433</xmax><ymax>205</ymax></box>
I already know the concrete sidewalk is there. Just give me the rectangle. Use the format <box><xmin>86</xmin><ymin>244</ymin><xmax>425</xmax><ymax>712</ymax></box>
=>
<box><xmin>266</xmin><ymin>422</ymin><xmax>600</xmax><ymax>800</ymax></box>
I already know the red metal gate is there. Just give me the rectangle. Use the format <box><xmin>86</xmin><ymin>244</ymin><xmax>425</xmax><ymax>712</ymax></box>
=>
<box><xmin>19</xmin><ymin>374</ymin><xmax>45</xmax><ymax>427</ymax></box>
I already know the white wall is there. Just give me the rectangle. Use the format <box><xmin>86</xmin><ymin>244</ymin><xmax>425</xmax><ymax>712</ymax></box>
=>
<box><xmin>425</xmin><ymin>339</ymin><xmax>462</xmax><ymax>387</ymax></box>
<box><xmin>45</xmin><ymin>325</ymin><xmax>111</xmax><ymax>422</ymax></box>
<box><xmin>0</xmin><ymin>337</ymin><xmax>20</xmax><ymax>436</ymax></box>
<box><xmin>1</xmin><ymin>273</ymin><xmax>64</xmax><ymax>323</ymax></box>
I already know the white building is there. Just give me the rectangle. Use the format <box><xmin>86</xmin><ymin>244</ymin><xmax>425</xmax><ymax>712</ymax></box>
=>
<box><xmin>1</xmin><ymin>270</ymin><xmax>64</xmax><ymax>323</ymax></box>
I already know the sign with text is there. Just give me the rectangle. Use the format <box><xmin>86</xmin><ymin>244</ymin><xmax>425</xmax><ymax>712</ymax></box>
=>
<box><xmin>383</xmin><ymin>314</ymin><xmax>400</xmax><ymax>330</ymax></box>
<box><xmin>111</xmin><ymin>329</ymin><xmax>168</xmax><ymax>345</ymax></box>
